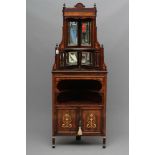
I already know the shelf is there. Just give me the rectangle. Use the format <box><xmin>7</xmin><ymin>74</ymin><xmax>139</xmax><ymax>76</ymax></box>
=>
<box><xmin>56</xmin><ymin>102</ymin><xmax>102</xmax><ymax>106</ymax></box>
<box><xmin>57</xmin><ymin>79</ymin><xmax>102</xmax><ymax>91</ymax></box>
<box><xmin>57</xmin><ymin>91</ymin><xmax>102</xmax><ymax>103</ymax></box>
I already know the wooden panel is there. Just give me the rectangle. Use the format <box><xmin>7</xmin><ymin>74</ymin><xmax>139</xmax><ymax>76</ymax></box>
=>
<box><xmin>64</xmin><ymin>12</ymin><xmax>95</xmax><ymax>17</ymax></box>
<box><xmin>81</xmin><ymin>109</ymin><xmax>102</xmax><ymax>133</ymax></box>
<box><xmin>56</xmin><ymin>109</ymin><xmax>77</xmax><ymax>134</ymax></box>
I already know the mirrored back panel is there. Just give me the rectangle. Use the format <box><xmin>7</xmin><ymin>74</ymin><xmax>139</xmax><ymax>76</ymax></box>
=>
<box><xmin>67</xmin><ymin>20</ymin><xmax>91</xmax><ymax>47</ymax></box>
<box><xmin>81</xmin><ymin>21</ymin><xmax>91</xmax><ymax>46</ymax></box>
<box><xmin>68</xmin><ymin>21</ymin><xmax>78</xmax><ymax>46</ymax></box>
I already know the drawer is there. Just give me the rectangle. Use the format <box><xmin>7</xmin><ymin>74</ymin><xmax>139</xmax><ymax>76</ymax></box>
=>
<box><xmin>56</xmin><ymin>109</ymin><xmax>77</xmax><ymax>134</ymax></box>
<box><xmin>81</xmin><ymin>109</ymin><xmax>102</xmax><ymax>134</ymax></box>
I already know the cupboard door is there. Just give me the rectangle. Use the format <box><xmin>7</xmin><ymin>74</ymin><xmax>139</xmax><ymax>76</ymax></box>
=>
<box><xmin>81</xmin><ymin>109</ymin><xmax>102</xmax><ymax>134</ymax></box>
<box><xmin>56</xmin><ymin>109</ymin><xmax>77</xmax><ymax>134</ymax></box>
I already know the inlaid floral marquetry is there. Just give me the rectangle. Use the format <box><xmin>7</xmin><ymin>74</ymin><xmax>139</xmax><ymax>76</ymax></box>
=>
<box><xmin>61</xmin><ymin>113</ymin><xmax>72</xmax><ymax>128</ymax></box>
<box><xmin>86</xmin><ymin>113</ymin><xmax>97</xmax><ymax>129</ymax></box>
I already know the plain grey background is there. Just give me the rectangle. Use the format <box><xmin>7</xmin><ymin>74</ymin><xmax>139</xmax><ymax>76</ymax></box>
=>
<box><xmin>27</xmin><ymin>0</ymin><xmax>129</xmax><ymax>155</ymax></box>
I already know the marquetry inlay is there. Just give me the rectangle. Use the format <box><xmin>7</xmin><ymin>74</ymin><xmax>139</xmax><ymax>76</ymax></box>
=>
<box><xmin>86</xmin><ymin>113</ymin><xmax>97</xmax><ymax>129</ymax></box>
<box><xmin>61</xmin><ymin>113</ymin><xmax>72</xmax><ymax>128</ymax></box>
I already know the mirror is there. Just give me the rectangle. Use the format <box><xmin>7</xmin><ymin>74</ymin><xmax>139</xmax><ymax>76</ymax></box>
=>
<box><xmin>81</xmin><ymin>22</ymin><xmax>91</xmax><ymax>46</ymax></box>
<box><xmin>68</xmin><ymin>22</ymin><xmax>78</xmax><ymax>46</ymax></box>
<box><xmin>66</xmin><ymin>52</ymin><xmax>78</xmax><ymax>65</ymax></box>
<box><xmin>81</xmin><ymin>52</ymin><xmax>92</xmax><ymax>65</ymax></box>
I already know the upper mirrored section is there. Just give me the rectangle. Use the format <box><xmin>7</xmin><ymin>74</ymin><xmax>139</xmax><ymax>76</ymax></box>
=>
<box><xmin>68</xmin><ymin>20</ymin><xmax>91</xmax><ymax>47</ymax></box>
<box><xmin>68</xmin><ymin>22</ymin><xmax>78</xmax><ymax>46</ymax></box>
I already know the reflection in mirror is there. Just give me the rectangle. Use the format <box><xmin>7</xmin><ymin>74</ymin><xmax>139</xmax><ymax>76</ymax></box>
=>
<box><xmin>81</xmin><ymin>22</ymin><xmax>91</xmax><ymax>46</ymax></box>
<box><xmin>66</xmin><ymin>52</ymin><xmax>78</xmax><ymax>65</ymax></box>
<box><xmin>81</xmin><ymin>52</ymin><xmax>92</xmax><ymax>65</ymax></box>
<box><xmin>68</xmin><ymin>22</ymin><xmax>78</xmax><ymax>46</ymax></box>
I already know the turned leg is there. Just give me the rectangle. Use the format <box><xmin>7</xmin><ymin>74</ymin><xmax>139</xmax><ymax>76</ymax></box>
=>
<box><xmin>102</xmin><ymin>137</ymin><xmax>106</xmax><ymax>148</ymax></box>
<box><xmin>52</xmin><ymin>137</ymin><xmax>55</xmax><ymax>148</ymax></box>
<box><xmin>76</xmin><ymin>136</ymin><xmax>81</xmax><ymax>140</ymax></box>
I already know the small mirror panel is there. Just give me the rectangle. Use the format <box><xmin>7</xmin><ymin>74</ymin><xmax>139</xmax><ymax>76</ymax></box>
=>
<box><xmin>66</xmin><ymin>52</ymin><xmax>78</xmax><ymax>66</ymax></box>
<box><xmin>68</xmin><ymin>22</ymin><xmax>78</xmax><ymax>46</ymax></box>
<box><xmin>81</xmin><ymin>52</ymin><xmax>93</xmax><ymax>65</ymax></box>
<box><xmin>81</xmin><ymin>22</ymin><xmax>91</xmax><ymax>46</ymax></box>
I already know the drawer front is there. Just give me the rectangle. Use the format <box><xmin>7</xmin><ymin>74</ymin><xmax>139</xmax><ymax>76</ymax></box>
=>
<box><xmin>56</xmin><ymin>109</ymin><xmax>77</xmax><ymax>134</ymax></box>
<box><xmin>81</xmin><ymin>109</ymin><xmax>102</xmax><ymax>133</ymax></box>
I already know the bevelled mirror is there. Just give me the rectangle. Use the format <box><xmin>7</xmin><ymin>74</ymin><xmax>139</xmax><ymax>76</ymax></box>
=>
<box><xmin>68</xmin><ymin>21</ymin><xmax>78</xmax><ymax>46</ymax></box>
<box><xmin>81</xmin><ymin>52</ymin><xmax>93</xmax><ymax>65</ymax></box>
<box><xmin>66</xmin><ymin>51</ymin><xmax>78</xmax><ymax>66</ymax></box>
<box><xmin>81</xmin><ymin>21</ymin><xmax>91</xmax><ymax>46</ymax></box>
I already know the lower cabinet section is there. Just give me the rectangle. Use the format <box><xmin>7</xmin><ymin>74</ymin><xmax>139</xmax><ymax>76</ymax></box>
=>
<box><xmin>56</xmin><ymin>107</ymin><xmax>103</xmax><ymax>135</ymax></box>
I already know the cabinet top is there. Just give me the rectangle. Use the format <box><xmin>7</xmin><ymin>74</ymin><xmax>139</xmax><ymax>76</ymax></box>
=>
<box><xmin>63</xmin><ymin>3</ymin><xmax>97</xmax><ymax>17</ymax></box>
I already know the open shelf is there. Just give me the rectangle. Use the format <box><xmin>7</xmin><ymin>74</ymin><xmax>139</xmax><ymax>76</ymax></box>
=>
<box><xmin>56</xmin><ymin>79</ymin><xmax>102</xmax><ymax>104</ymax></box>
<box><xmin>57</xmin><ymin>80</ymin><xmax>102</xmax><ymax>91</ymax></box>
<box><xmin>57</xmin><ymin>91</ymin><xmax>102</xmax><ymax>103</ymax></box>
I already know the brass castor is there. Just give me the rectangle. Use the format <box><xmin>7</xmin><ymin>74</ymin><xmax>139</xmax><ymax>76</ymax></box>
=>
<box><xmin>52</xmin><ymin>137</ymin><xmax>55</xmax><ymax>148</ymax></box>
<box><xmin>102</xmin><ymin>137</ymin><xmax>106</xmax><ymax>148</ymax></box>
<box><xmin>102</xmin><ymin>145</ymin><xmax>106</xmax><ymax>149</ymax></box>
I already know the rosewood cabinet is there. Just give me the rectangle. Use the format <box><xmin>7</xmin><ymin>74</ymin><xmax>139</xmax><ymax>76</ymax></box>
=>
<box><xmin>51</xmin><ymin>3</ymin><xmax>107</xmax><ymax>148</ymax></box>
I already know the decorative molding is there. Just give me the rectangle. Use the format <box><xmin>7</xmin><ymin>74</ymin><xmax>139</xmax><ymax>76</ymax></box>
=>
<box><xmin>74</xmin><ymin>3</ymin><xmax>85</xmax><ymax>8</ymax></box>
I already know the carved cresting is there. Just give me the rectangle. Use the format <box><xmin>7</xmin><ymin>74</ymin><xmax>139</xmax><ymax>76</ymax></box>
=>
<box><xmin>86</xmin><ymin>113</ymin><xmax>97</xmax><ymax>129</ymax></box>
<box><xmin>62</xmin><ymin>113</ymin><xmax>72</xmax><ymax>128</ymax></box>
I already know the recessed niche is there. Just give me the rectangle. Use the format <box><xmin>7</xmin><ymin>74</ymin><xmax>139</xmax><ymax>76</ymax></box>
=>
<box><xmin>57</xmin><ymin>80</ymin><xmax>102</xmax><ymax>91</ymax></box>
<box><xmin>57</xmin><ymin>80</ymin><xmax>102</xmax><ymax>103</ymax></box>
<box><xmin>57</xmin><ymin>91</ymin><xmax>102</xmax><ymax>103</ymax></box>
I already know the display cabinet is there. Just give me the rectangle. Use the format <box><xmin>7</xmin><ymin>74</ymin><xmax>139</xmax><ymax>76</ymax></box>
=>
<box><xmin>52</xmin><ymin>3</ymin><xmax>107</xmax><ymax>148</ymax></box>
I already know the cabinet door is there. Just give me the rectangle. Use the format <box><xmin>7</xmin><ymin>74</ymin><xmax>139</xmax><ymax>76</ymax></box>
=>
<box><xmin>81</xmin><ymin>109</ymin><xmax>102</xmax><ymax>134</ymax></box>
<box><xmin>56</xmin><ymin>109</ymin><xmax>77</xmax><ymax>135</ymax></box>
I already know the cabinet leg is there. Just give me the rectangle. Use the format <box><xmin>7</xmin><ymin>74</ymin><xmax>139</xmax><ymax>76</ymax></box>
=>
<box><xmin>52</xmin><ymin>137</ymin><xmax>55</xmax><ymax>148</ymax></box>
<box><xmin>76</xmin><ymin>136</ymin><xmax>81</xmax><ymax>140</ymax></box>
<box><xmin>102</xmin><ymin>137</ymin><xmax>106</xmax><ymax>148</ymax></box>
